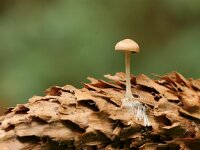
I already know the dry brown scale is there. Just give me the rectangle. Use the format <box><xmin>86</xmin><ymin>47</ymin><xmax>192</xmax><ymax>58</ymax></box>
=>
<box><xmin>0</xmin><ymin>72</ymin><xmax>200</xmax><ymax>149</ymax></box>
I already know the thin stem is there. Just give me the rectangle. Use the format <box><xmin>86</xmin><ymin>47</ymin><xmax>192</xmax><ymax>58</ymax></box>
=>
<box><xmin>125</xmin><ymin>51</ymin><xmax>133</xmax><ymax>98</ymax></box>
<box><xmin>123</xmin><ymin>51</ymin><xmax>150</xmax><ymax>126</ymax></box>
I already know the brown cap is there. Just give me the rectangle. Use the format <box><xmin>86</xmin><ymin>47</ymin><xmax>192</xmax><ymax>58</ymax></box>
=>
<box><xmin>115</xmin><ymin>39</ymin><xmax>140</xmax><ymax>53</ymax></box>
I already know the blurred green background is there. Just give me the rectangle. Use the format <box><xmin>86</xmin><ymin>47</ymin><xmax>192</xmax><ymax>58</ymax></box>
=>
<box><xmin>0</xmin><ymin>0</ymin><xmax>200</xmax><ymax>113</ymax></box>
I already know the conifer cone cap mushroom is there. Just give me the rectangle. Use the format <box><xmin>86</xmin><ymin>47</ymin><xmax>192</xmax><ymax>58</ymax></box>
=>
<box><xmin>114</xmin><ymin>38</ymin><xmax>140</xmax><ymax>99</ymax></box>
<box><xmin>115</xmin><ymin>39</ymin><xmax>140</xmax><ymax>53</ymax></box>
<box><xmin>115</xmin><ymin>38</ymin><xmax>150</xmax><ymax>126</ymax></box>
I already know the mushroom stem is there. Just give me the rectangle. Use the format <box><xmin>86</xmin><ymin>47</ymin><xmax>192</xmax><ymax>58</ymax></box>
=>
<box><xmin>125</xmin><ymin>51</ymin><xmax>133</xmax><ymax>98</ymax></box>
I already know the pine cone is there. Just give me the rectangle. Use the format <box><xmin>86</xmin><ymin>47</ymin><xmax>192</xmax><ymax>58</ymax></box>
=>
<box><xmin>0</xmin><ymin>72</ymin><xmax>200</xmax><ymax>149</ymax></box>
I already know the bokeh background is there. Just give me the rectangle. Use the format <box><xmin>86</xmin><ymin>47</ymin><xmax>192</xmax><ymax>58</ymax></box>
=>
<box><xmin>0</xmin><ymin>0</ymin><xmax>200</xmax><ymax>113</ymax></box>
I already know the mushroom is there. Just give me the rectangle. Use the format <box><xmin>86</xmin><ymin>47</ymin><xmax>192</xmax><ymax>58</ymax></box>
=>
<box><xmin>115</xmin><ymin>39</ymin><xmax>150</xmax><ymax>126</ymax></box>
<box><xmin>115</xmin><ymin>39</ymin><xmax>139</xmax><ymax>99</ymax></box>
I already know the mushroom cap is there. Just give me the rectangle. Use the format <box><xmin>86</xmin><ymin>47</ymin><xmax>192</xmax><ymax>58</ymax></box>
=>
<box><xmin>115</xmin><ymin>39</ymin><xmax>140</xmax><ymax>53</ymax></box>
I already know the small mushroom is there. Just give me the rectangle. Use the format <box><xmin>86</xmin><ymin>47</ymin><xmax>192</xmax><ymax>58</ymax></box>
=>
<box><xmin>115</xmin><ymin>39</ymin><xmax>139</xmax><ymax>98</ymax></box>
<box><xmin>115</xmin><ymin>39</ymin><xmax>150</xmax><ymax>126</ymax></box>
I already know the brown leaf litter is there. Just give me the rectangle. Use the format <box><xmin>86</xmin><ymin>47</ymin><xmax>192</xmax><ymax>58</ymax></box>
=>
<box><xmin>0</xmin><ymin>72</ymin><xmax>200</xmax><ymax>149</ymax></box>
